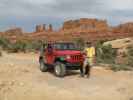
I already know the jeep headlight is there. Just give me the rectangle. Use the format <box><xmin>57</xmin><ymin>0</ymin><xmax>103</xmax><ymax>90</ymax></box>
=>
<box><xmin>66</xmin><ymin>55</ymin><xmax>71</xmax><ymax>59</ymax></box>
<box><xmin>59</xmin><ymin>55</ymin><xmax>71</xmax><ymax>61</ymax></box>
<box><xmin>60</xmin><ymin>56</ymin><xmax>65</xmax><ymax>61</ymax></box>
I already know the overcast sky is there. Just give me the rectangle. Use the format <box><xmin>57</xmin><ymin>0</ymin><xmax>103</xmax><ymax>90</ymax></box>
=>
<box><xmin>0</xmin><ymin>0</ymin><xmax>133</xmax><ymax>32</ymax></box>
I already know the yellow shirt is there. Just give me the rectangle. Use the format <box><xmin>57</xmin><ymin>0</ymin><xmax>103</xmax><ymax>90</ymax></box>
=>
<box><xmin>85</xmin><ymin>47</ymin><xmax>95</xmax><ymax>58</ymax></box>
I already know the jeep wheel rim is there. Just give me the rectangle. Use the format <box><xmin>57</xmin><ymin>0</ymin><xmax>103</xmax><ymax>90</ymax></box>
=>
<box><xmin>55</xmin><ymin>65</ymin><xmax>61</xmax><ymax>75</ymax></box>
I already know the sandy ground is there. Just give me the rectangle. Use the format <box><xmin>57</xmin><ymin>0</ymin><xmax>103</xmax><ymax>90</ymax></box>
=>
<box><xmin>0</xmin><ymin>52</ymin><xmax>133</xmax><ymax>100</ymax></box>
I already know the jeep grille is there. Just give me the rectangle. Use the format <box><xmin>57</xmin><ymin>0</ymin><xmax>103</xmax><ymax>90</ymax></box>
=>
<box><xmin>71</xmin><ymin>55</ymin><xmax>82</xmax><ymax>61</ymax></box>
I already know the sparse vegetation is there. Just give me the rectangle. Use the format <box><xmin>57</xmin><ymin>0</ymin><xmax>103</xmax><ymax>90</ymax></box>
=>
<box><xmin>7</xmin><ymin>40</ymin><xmax>27</xmax><ymax>53</ymax></box>
<box><xmin>0</xmin><ymin>37</ymin><xmax>44</xmax><ymax>53</ymax></box>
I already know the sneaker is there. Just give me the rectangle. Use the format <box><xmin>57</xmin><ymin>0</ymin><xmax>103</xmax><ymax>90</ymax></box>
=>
<box><xmin>86</xmin><ymin>75</ymin><xmax>90</xmax><ymax>78</ymax></box>
<box><xmin>80</xmin><ymin>74</ymin><xmax>84</xmax><ymax>77</ymax></box>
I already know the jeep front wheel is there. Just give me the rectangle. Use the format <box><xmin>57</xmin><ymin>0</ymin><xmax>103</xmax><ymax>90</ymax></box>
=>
<box><xmin>54</xmin><ymin>62</ymin><xmax>66</xmax><ymax>77</ymax></box>
<box><xmin>39</xmin><ymin>60</ymin><xmax>48</xmax><ymax>72</ymax></box>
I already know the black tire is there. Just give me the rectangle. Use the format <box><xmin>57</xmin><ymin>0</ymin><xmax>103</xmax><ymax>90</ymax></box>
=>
<box><xmin>39</xmin><ymin>59</ymin><xmax>48</xmax><ymax>72</ymax></box>
<box><xmin>54</xmin><ymin>62</ymin><xmax>66</xmax><ymax>77</ymax></box>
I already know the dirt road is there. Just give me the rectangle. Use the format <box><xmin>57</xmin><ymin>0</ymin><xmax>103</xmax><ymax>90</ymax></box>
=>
<box><xmin>0</xmin><ymin>52</ymin><xmax>133</xmax><ymax>100</ymax></box>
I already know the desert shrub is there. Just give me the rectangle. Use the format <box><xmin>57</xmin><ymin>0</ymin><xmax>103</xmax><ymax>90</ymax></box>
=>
<box><xmin>126</xmin><ymin>46</ymin><xmax>133</xmax><ymax>67</ymax></box>
<box><xmin>25</xmin><ymin>42</ymin><xmax>34</xmax><ymax>52</ymax></box>
<box><xmin>101</xmin><ymin>45</ymin><xmax>117</xmax><ymax>64</ymax></box>
<box><xmin>7</xmin><ymin>40</ymin><xmax>27</xmax><ymax>53</ymax></box>
<box><xmin>30</xmin><ymin>40</ymin><xmax>43</xmax><ymax>51</ymax></box>
<box><xmin>95</xmin><ymin>41</ymin><xmax>104</xmax><ymax>63</ymax></box>
<box><xmin>0</xmin><ymin>37</ymin><xmax>10</xmax><ymax>49</ymax></box>
<box><xmin>6</xmin><ymin>40</ymin><xmax>44</xmax><ymax>53</ymax></box>
<box><xmin>96</xmin><ymin>41</ymin><xmax>117</xmax><ymax>64</ymax></box>
<box><xmin>95</xmin><ymin>40</ymin><xmax>133</xmax><ymax>71</ymax></box>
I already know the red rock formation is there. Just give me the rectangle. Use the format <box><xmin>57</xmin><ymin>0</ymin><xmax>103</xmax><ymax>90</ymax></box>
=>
<box><xmin>47</xmin><ymin>24</ymin><xmax>53</xmax><ymax>32</ymax></box>
<box><xmin>62</xmin><ymin>18</ymin><xmax>109</xmax><ymax>33</ymax></box>
<box><xmin>35</xmin><ymin>24</ymin><xmax>46</xmax><ymax>32</ymax></box>
<box><xmin>0</xmin><ymin>18</ymin><xmax>133</xmax><ymax>43</ymax></box>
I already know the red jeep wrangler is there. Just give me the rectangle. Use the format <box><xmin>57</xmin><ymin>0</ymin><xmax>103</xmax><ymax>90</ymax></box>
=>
<box><xmin>39</xmin><ymin>42</ymin><xmax>84</xmax><ymax>77</ymax></box>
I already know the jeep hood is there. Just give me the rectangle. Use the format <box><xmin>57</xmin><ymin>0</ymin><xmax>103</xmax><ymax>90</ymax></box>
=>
<box><xmin>55</xmin><ymin>50</ymin><xmax>81</xmax><ymax>56</ymax></box>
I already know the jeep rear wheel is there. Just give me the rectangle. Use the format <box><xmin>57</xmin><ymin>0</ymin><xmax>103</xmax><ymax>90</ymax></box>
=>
<box><xmin>54</xmin><ymin>62</ymin><xmax>66</xmax><ymax>77</ymax></box>
<box><xmin>39</xmin><ymin>60</ymin><xmax>48</xmax><ymax>72</ymax></box>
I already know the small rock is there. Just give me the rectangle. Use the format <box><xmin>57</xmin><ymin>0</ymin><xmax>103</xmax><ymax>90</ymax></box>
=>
<box><xmin>9</xmin><ymin>63</ymin><xmax>14</xmax><ymax>67</ymax></box>
<box><xmin>22</xmin><ymin>69</ymin><xmax>29</xmax><ymax>73</ymax></box>
<box><xmin>19</xmin><ymin>82</ymin><xmax>24</xmax><ymax>86</ymax></box>
<box><xmin>8</xmin><ymin>80</ymin><xmax>15</xmax><ymax>86</ymax></box>
<box><xmin>117</xmin><ymin>87</ymin><xmax>126</xmax><ymax>93</ymax></box>
<box><xmin>0</xmin><ymin>81</ymin><xmax>6</xmax><ymax>90</ymax></box>
<box><xmin>129</xmin><ymin>97</ymin><xmax>133</xmax><ymax>100</ymax></box>
<box><xmin>0</xmin><ymin>81</ymin><xmax>5</xmax><ymax>87</ymax></box>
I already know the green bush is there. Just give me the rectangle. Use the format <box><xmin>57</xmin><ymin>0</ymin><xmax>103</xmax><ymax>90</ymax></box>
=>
<box><xmin>96</xmin><ymin>41</ymin><xmax>117</xmax><ymax>64</ymax></box>
<box><xmin>95</xmin><ymin>41</ymin><xmax>133</xmax><ymax>71</ymax></box>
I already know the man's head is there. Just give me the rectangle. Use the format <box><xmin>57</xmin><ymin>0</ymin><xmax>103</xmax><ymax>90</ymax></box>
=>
<box><xmin>86</xmin><ymin>42</ymin><xmax>92</xmax><ymax>47</ymax></box>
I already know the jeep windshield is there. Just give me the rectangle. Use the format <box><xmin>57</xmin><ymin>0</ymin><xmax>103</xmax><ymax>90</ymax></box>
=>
<box><xmin>53</xmin><ymin>43</ymin><xmax>77</xmax><ymax>50</ymax></box>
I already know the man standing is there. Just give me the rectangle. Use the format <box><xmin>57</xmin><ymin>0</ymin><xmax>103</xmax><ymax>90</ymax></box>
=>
<box><xmin>82</xmin><ymin>42</ymin><xmax>95</xmax><ymax>78</ymax></box>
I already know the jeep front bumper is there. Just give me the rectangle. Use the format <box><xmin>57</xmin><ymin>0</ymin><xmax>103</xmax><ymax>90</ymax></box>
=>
<box><xmin>65</xmin><ymin>62</ymin><xmax>82</xmax><ymax>70</ymax></box>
